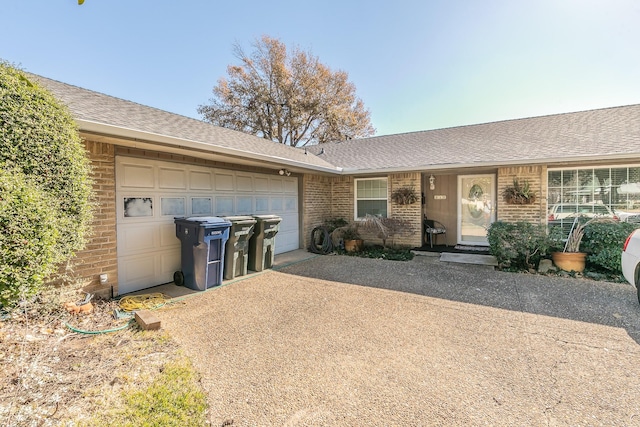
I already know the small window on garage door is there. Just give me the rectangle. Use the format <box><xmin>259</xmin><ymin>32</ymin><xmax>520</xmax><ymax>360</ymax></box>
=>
<box><xmin>354</xmin><ymin>178</ymin><xmax>388</xmax><ymax>219</ymax></box>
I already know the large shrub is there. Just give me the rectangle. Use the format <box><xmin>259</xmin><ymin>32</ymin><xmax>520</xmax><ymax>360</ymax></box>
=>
<box><xmin>0</xmin><ymin>62</ymin><xmax>94</xmax><ymax>306</ymax></box>
<box><xmin>487</xmin><ymin>221</ymin><xmax>551</xmax><ymax>271</ymax></box>
<box><xmin>582</xmin><ymin>220</ymin><xmax>640</xmax><ymax>274</ymax></box>
<box><xmin>0</xmin><ymin>170</ymin><xmax>62</xmax><ymax>304</ymax></box>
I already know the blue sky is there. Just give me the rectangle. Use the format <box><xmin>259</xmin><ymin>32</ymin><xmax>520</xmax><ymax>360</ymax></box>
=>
<box><xmin>3</xmin><ymin>0</ymin><xmax>640</xmax><ymax>136</ymax></box>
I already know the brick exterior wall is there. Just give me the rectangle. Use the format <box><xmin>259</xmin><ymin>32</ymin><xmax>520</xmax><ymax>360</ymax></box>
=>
<box><xmin>497</xmin><ymin>165</ymin><xmax>547</xmax><ymax>224</ymax></box>
<box><xmin>388</xmin><ymin>173</ymin><xmax>422</xmax><ymax>247</ymax></box>
<box><xmin>301</xmin><ymin>174</ymin><xmax>333</xmax><ymax>249</ymax></box>
<box><xmin>330</xmin><ymin>176</ymin><xmax>354</xmax><ymax>221</ymax></box>
<box><xmin>302</xmin><ymin>173</ymin><xmax>422</xmax><ymax>249</ymax></box>
<box><xmin>71</xmin><ymin>139</ymin><xmax>118</xmax><ymax>298</ymax></box>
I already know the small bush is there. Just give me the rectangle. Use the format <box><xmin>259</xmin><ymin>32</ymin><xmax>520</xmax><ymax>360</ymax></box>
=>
<box><xmin>487</xmin><ymin>221</ymin><xmax>551</xmax><ymax>271</ymax></box>
<box><xmin>582</xmin><ymin>220</ymin><xmax>640</xmax><ymax>274</ymax></box>
<box><xmin>322</xmin><ymin>217</ymin><xmax>348</xmax><ymax>233</ymax></box>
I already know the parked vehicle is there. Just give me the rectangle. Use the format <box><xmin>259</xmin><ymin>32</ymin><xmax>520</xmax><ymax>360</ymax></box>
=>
<box><xmin>547</xmin><ymin>203</ymin><xmax>618</xmax><ymax>221</ymax></box>
<box><xmin>614</xmin><ymin>210</ymin><xmax>640</xmax><ymax>223</ymax></box>
<box><xmin>622</xmin><ymin>229</ymin><xmax>640</xmax><ymax>303</ymax></box>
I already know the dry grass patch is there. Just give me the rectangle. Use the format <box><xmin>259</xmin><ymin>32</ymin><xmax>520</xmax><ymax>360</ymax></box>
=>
<box><xmin>0</xmin><ymin>291</ymin><xmax>207</xmax><ymax>426</ymax></box>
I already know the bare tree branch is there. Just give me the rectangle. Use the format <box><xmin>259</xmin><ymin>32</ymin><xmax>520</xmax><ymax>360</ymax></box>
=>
<box><xmin>198</xmin><ymin>35</ymin><xmax>375</xmax><ymax>146</ymax></box>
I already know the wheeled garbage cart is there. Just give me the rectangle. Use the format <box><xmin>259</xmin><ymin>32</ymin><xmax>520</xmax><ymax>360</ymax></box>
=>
<box><xmin>174</xmin><ymin>216</ymin><xmax>231</xmax><ymax>291</ymax></box>
<box><xmin>248</xmin><ymin>214</ymin><xmax>282</xmax><ymax>272</ymax></box>
<box><xmin>221</xmin><ymin>216</ymin><xmax>256</xmax><ymax>280</ymax></box>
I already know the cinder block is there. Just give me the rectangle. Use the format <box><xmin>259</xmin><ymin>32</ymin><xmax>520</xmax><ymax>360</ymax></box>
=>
<box><xmin>135</xmin><ymin>310</ymin><xmax>161</xmax><ymax>331</ymax></box>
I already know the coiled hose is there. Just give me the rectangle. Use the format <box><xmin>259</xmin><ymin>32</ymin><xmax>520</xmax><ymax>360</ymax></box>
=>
<box><xmin>308</xmin><ymin>226</ymin><xmax>334</xmax><ymax>255</ymax></box>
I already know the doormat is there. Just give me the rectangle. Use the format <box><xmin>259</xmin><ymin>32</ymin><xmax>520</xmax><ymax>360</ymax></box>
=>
<box><xmin>454</xmin><ymin>245</ymin><xmax>490</xmax><ymax>252</ymax></box>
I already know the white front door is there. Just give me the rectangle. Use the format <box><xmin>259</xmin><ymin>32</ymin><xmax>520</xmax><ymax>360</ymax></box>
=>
<box><xmin>457</xmin><ymin>174</ymin><xmax>495</xmax><ymax>245</ymax></box>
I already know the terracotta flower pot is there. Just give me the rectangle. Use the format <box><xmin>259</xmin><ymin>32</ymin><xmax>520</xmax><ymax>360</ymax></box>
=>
<box><xmin>551</xmin><ymin>252</ymin><xmax>587</xmax><ymax>273</ymax></box>
<box><xmin>344</xmin><ymin>239</ymin><xmax>364</xmax><ymax>252</ymax></box>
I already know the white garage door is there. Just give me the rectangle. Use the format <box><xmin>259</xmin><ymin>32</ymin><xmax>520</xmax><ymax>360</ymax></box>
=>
<box><xmin>115</xmin><ymin>156</ymin><xmax>299</xmax><ymax>295</ymax></box>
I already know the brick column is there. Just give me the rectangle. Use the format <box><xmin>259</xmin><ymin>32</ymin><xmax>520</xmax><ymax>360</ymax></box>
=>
<box><xmin>71</xmin><ymin>139</ymin><xmax>118</xmax><ymax>298</ymax></box>
<box><xmin>497</xmin><ymin>166</ymin><xmax>547</xmax><ymax>224</ymax></box>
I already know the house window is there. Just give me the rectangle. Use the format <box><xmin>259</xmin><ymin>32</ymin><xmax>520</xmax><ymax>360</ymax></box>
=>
<box><xmin>355</xmin><ymin>178</ymin><xmax>388</xmax><ymax>219</ymax></box>
<box><xmin>548</xmin><ymin>166</ymin><xmax>640</xmax><ymax>234</ymax></box>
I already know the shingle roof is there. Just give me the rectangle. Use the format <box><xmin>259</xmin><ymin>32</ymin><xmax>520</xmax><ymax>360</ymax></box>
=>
<box><xmin>307</xmin><ymin>105</ymin><xmax>640</xmax><ymax>172</ymax></box>
<box><xmin>31</xmin><ymin>74</ymin><xmax>339</xmax><ymax>173</ymax></box>
<box><xmin>32</xmin><ymin>73</ymin><xmax>640</xmax><ymax>175</ymax></box>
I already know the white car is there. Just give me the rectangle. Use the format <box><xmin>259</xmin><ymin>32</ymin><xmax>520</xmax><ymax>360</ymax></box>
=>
<box><xmin>622</xmin><ymin>229</ymin><xmax>640</xmax><ymax>302</ymax></box>
<box><xmin>547</xmin><ymin>203</ymin><xmax>617</xmax><ymax>221</ymax></box>
<box><xmin>615</xmin><ymin>210</ymin><xmax>640</xmax><ymax>223</ymax></box>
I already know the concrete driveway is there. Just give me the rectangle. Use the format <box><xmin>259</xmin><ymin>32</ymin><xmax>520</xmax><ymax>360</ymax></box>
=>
<box><xmin>156</xmin><ymin>254</ymin><xmax>640</xmax><ymax>426</ymax></box>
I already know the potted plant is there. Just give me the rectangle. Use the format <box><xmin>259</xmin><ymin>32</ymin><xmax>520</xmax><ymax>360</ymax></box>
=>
<box><xmin>391</xmin><ymin>186</ymin><xmax>419</xmax><ymax>205</ymax></box>
<box><xmin>342</xmin><ymin>224</ymin><xmax>364</xmax><ymax>252</ymax></box>
<box><xmin>502</xmin><ymin>179</ymin><xmax>536</xmax><ymax>205</ymax></box>
<box><xmin>550</xmin><ymin>216</ymin><xmax>616</xmax><ymax>272</ymax></box>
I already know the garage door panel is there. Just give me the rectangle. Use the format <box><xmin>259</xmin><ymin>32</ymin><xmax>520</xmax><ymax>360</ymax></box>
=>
<box><xmin>215</xmin><ymin>196</ymin><xmax>234</xmax><ymax>215</ymax></box>
<box><xmin>284</xmin><ymin>179</ymin><xmax>297</xmax><ymax>193</ymax></box>
<box><xmin>236</xmin><ymin>196</ymin><xmax>253</xmax><ymax>214</ymax></box>
<box><xmin>236</xmin><ymin>174</ymin><xmax>253</xmax><ymax>191</ymax></box>
<box><xmin>118</xmin><ymin>225</ymin><xmax>159</xmax><ymax>254</ymax></box>
<box><xmin>159</xmin><ymin>223</ymin><xmax>180</xmax><ymax>248</ymax></box>
<box><xmin>275</xmin><ymin>230</ymin><xmax>298</xmax><ymax>253</ymax></box>
<box><xmin>270</xmin><ymin>178</ymin><xmax>284</xmax><ymax>192</ymax></box>
<box><xmin>278</xmin><ymin>213</ymin><xmax>298</xmax><ymax>232</ymax></box>
<box><xmin>160</xmin><ymin>197</ymin><xmax>186</xmax><ymax>217</ymax></box>
<box><xmin>160</xmin><ymin>250</ymin><xmax>181</xmax><ymax>277</ymax></box>
<box><xmin>190</xmin><ymin>171</ymin><xmax>212</xmax><ymax>190</ymax></box>
<box><xmin>215</xmin><ymin>173</ymin><xmax>234</xmax><ymax>191</ymax></box>
<box><xmin>255</xmin><ymin>197</ymin><xmax>269</xmax><ymax>212</ymax></box>
<box><xmin>255</xmin><ymin>177</ymin><xmax>270</xmax><ymax>192</ymax></box>
<box><xmin>159</xmin><ymin>168</ymin><xmax>187</xmax><ymax>189</ymax></box>
<box><xmin>191</xmin><ymin>197</ymin><xmax>213</xmax><ymax>216</ymax></box>
<box><xmin>284</xmin><ymin>197</ymin><xmax>297</xmax><ymax>212</ymax></box>
<box><xmin>123</xmin><ymin>196</ymin><xmax>155</xmax><ymax>218</ymax></box>
<box><xmin>119</xmin><ymin>255</ymin><xmax>157</xmax><ymax>292</ymax></box>
<box><xmin>270</xmin><ymin>197</ymin><xmax>283</xmax><ymax>211</ymax></box>
<box><xmin>120</xmin><ymin>163</ymin><xmax>155</xmax><ymax>188</ymax></box>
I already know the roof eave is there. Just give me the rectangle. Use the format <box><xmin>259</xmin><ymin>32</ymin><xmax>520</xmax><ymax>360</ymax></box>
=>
<box><xmin>77</xmin><ymin>120</ymin><xmax>343</xmax><ymax>175</ymax></box>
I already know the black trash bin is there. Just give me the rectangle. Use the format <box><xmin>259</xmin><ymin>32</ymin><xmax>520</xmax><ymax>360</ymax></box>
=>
<box><xmin>248</xmin><ymin>214</ymin><xmax>282</xmax><ymax>272</ymax></box>
<box><xmin>221</xmin><ymin>215</ymin><xmax>256</xmax><ymax>280</ymax></box>
<box><xmin>174</xmin><ymin>216</ymin><xmax>231</xmax><ymax>291</ymax></box>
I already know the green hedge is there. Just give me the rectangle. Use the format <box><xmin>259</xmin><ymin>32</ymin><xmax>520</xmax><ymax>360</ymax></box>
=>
<box><xmin>489</xmin><ymin>219</ymin><xmax>640</xmax><ymax>276</ymax></box>
<box><xmin>582</xmin><ymin>220</ymin><xmax>640</xmax><ymax>273</ymax></box>
<box><xmin>487</xmin><ymin>221</ymin><xmax>552</xmax><ymax>271</ymax></box>
<box><xmin>0</xmin><ymin>62</ymin><xmax>94</xmax><ymax>306</ymax></box>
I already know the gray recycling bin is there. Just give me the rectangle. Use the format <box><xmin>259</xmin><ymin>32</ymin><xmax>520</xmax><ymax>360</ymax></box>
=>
<box><xmin>248</xmin><ymin>214</ymin><xmax>282</xmax><ymax>272</ymax></box>
<box><xmin>221</xmin><ymin>215</ymin><xmax>256</xmax><ymax>280</ymax></box>
<box><xmin>174</xmin><ymin>216</ymin><xmax>231</xmax><ymax>291</ymax></box>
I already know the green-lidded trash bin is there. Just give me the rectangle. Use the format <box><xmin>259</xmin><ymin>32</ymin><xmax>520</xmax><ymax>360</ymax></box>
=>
<box><xmin>222</xmin><ymin>215</ymin><xmax>256</xmax><ymax>280</ymax></box>
<box><xmin>174</xmin><ymin>216</ymin><xmax>231</xmax><ymax>291</ymax></box>
<box><xmin>248</xmin><ymin>214</ymin><xmax>282</xmax><ymax>272</ymax></box>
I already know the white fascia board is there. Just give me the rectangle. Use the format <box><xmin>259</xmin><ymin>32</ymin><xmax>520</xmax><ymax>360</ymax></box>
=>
<box><xmin>77</xmin><ymin>120</ymin><xmax>343</xmax><ymax>175</ymax></box>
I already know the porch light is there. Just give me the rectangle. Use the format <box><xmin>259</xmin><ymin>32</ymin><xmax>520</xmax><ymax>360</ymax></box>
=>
<box><xmin>429</xmin><ymin>174</ymin><xmax>435</xmax><ymax>190</ymax></box>
<box><xmin>278</xmin><ymin>168</ymin><xmax>291</xmax><ymax>177</ymax></box>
